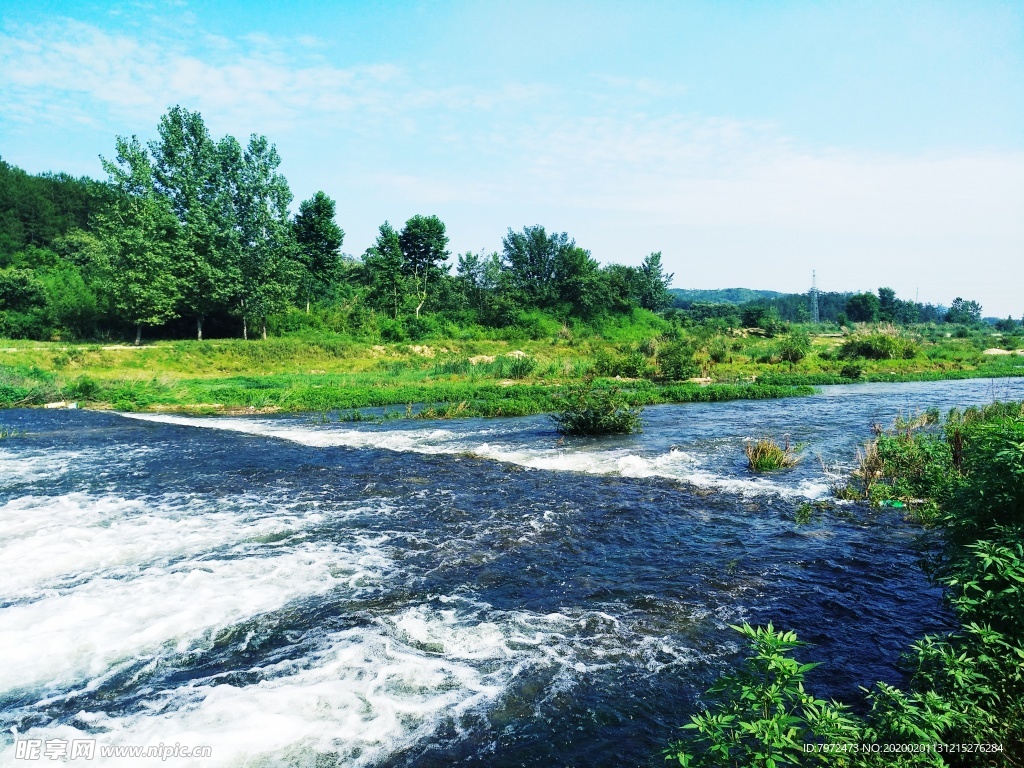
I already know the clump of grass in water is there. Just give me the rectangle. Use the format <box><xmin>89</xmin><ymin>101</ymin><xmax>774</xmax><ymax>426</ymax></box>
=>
<box><xmin>550</xmin><ymin>380</ymin><xmax>643</xmax><ymax>436</ymax></box>
<box><xmin>793</xmin><ymin>500</ymin><xmax>832</xmax><ymax>525</ymax></box>
<box><xmin>744</xmin><ymin>436</ymin><xmax>800</xmax><ymax>471</ymax></box>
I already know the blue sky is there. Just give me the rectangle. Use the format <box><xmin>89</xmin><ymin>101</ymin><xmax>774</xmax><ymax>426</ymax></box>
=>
<box><xmin>2</xmin><ymin>0</ymin><xmax>1022</xmax><ymax>315</ymax></box>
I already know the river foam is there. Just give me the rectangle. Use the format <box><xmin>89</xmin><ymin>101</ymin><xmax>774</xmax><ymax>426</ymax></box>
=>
<box><xmin>1</xmin><ymin>596</ymin><xmax>711</xmax><ymax>767</ymax></box>
<box><xmin>0</xmin><ymin>540</ymin><xmax>389</xmax><ymax>698</ymax></box>
<box><xmin>117</xmin><ymin>413</ymin><xmax>828</xmax><ymax>499</ymax></box>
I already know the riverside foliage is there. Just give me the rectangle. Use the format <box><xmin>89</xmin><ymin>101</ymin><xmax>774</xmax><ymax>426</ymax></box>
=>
<box><xmin>1</xmin><ymin>109</ymin><xmax>1022</xmax><ymax>418</ymax></box>
<box><xmin>667</xmin><ymin>401</ymin><xmax>1024</xmax><ymax>767</ymax></box>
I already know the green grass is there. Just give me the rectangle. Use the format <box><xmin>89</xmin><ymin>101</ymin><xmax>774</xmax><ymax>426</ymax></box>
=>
<box><xmin>744</xmin><ymin>436</ymin><xmax>801</xmax><ymax>471</ymax></box>
<box><xmin>1</xmin><ymin>324</ymin><xmax>1019</xmax><ymax>418</ymax></box>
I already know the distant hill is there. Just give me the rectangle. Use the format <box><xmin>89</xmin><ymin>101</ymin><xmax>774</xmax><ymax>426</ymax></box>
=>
<box><xmin>669</xmin><ymin>288</ymin><xmax>784</xmax><ymax>307</ymax></box>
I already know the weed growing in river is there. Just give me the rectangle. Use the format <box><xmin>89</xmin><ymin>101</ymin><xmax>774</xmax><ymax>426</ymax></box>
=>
<box><xmin>550</xmin><ymin>380</ymin><xmax>643</xmax><ymax>436</ymax></box>
<box><xmin>744</xmin><ymin>436</ymin><xmax>800</xmax><ymax>471</ymax></box>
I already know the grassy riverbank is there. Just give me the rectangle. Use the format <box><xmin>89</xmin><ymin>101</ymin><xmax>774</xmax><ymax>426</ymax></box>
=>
<box><xmin>1</xmin><ymin>329</ymin><xmax>1021</xmax><ymax>416</ymax></box>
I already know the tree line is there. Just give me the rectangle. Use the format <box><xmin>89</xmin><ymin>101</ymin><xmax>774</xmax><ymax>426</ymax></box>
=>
<box><xmin>673</xmin><ymin>286</ymin><xmax>1007</xmax><ymax>330</ymax></box>
<box><xmin>1</xmin><ymin>106</ymin><xmax>1014</xmax><ymax>344</ymax></box>
<box><xmin>0</xmin><ymin>107</ymin><xmax>673</xmax><ymax>343</ymax></box>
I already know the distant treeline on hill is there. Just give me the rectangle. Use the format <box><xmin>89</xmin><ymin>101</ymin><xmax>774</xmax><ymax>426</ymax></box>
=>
<box><xmin>670</xmin><ymin>287</ymin><xmax>999</xmax><ymax>329</ymax></box>
<box><xmin>0</xmin><ymin>105</ymin><xmax>1013</xmax><ymax>344</ymax></box>
<box><xmin>669</xmin><ymin>288</ymin><xmax>784</xmax><ymax>306</ymax></box>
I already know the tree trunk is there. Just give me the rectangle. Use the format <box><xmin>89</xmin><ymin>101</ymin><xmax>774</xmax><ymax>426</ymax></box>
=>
<box><xmin>197</xmin><ymin>316</ymin><xmax>203</xmax><ymax>341</ymax></box>
<box><xmin>243</xmin><ymin>316</ymin><xmax>248</xmax><ymax>341</ymax></box>
<box><xmin>134</xmin><ymin>324</ymin><xmax>142</xmax><ymax>346</ymax></box>
<box><xmin>261</xmin><ymin>317</ymin><xmax>267</xmax><ymax>340</ymax></box>
<box><xmin>306</xmin><ymin>300</ymin><xmax>310</xmax><ymax>314</ymax></box>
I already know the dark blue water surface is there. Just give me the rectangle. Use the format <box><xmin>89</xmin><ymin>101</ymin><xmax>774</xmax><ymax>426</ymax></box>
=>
<box><xmin>1</xmin><ymin>377</ymin><xmax>1022</xmax><ymax>767</ymax></box>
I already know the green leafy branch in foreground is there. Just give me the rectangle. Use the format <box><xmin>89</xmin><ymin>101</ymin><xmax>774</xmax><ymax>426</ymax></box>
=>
<box><xmin>665</xmin><ymin>624</ymin><xmax>860</xmax><ymax>767</ymax></box>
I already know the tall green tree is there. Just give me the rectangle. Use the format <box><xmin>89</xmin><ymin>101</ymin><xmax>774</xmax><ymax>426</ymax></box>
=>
<box><xmin>149</xmin><ymin>106</ymin><xmax>237</xmax><ymax>340</ymax></box>
<box><xmin>233</xmin><ymin>135</ymin><xmax>297</xmax><ymax>339</ymax></box>
<box><xmin>398</xmin><ymin>214</ymin><xmax>449</xmax><ymax>318</ymax></box>
<box><xmin>293</xmin><ymin>191</ymin><xmax>344</xmax><ymax>312</ymax></box>
<box><xmin>845</xmin><ymin>292</ymin><xmax>880</xmax><ymax>323</ymax></box>
<box><xmin>501</xmin><ymin>225</ymin><xmax>572</xmax><ymax>309</ymax></box>
<box><xmin>0</xmin><ymin>156</ymin><xmax>112</xmax><ymax>260</ymax></box>
<box><xmin>945</xmin><ymin>296</ymin><xmax>982</xmax><ymax>325</ymax></box>
<box><xmin>456</xmin><ymin>249</ymin><xmax>501</xmax><ymax>312</ymax></box>
<box><xmin>97</xmin><ymin>137</ymin><xmax>181</xmax><ymax>345</ymax></box>
<box><xmin>877</xmin><ymin>286</ymin><xmax>898</xmax><ymax>322</ymax></box>
<box><xmin>552</xmin><ymin>244</ymin><xmax>604</xmax><ymax>319</ymax></box>
<box><xmin>363</xmin><ymin>221</ymin><xmax>406</xmax><ymax>319</ymax></box>
<box><xmin>635</xmin><ymin>252</ymin><xmax>674</xmax><ymax>311</ymax></box>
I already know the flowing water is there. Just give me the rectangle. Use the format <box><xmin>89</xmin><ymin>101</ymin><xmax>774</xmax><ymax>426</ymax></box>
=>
<box><xmin>2</xmin><ymin>377</ymin><xmax>1023</xmax><ymax>767</ymax></box>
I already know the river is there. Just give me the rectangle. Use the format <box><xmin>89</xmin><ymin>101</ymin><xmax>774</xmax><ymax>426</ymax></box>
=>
<box><xmin>2</xmin><ymin>377</ymin><xmax>1023</xmax><ymax>767</ymax></box>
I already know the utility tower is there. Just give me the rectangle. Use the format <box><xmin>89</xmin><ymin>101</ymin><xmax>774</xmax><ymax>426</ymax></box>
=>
<box><xmin>810</xmin><ymin>270</ymin><xmax>820</xmax><ymax>324</ymax></box>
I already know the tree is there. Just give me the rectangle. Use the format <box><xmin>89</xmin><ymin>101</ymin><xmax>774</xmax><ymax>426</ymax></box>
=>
<box><xmin>635</xmin><ymin>252</ymin><xmax>674</xmax><ymax>311</ymax></box>
<box><xmin>456</xmin><ymin>249</ymin><xmax>501</xmax><ymax>312</ymax></box>
<box><xmin>97</xmin><ymin>136</ymin><xmax>180</xmax><ymax>344</ymax></box>
<box><xmin>0</xmin><ymin>156</ymin><xmax>112</xmax><ymax>260</ymax></box>
<box><xmin>878</xmin><ymin>287</ymin><xmax>897</xmax><ymax>322</ymax></box>
<box><xmin>232</xmin><ymin>135</ymin><xmax>297</xmax><ymax>339</ymax></box>
<box><xmin>945</xmin><ymin>296</ymin><xmax>982</xmax><ymax>325</ymax></box>
<box><xmin>552</xmin><ymin>244</ymin><xmax>604</xmax><ymax>320</ymax></box>
<box><xmin>602</xmin><ymin>263</ymin><xmax>641</xmax><ymax>313</ymax></box>
<box><xmin>294</xmin><ymin>191</ymin><xmax>344</xmax><ymax>312</ymax></box>
<box><xmin>741</xmin><ymin>305</ymin><xmax>784</xmax><ymax>335</ymax></box>
<box><xmin>501</xmin><ymin>225</ymin><xmax>571</xmax><ymax>309</ymax></box>
<box><xmin>363</xmin><ymin>221</ymin><xmax>406</xmax><ymax>319</ymax></box>
<box><xmin>149</xmin><ymin>106</ymin><xmax>236</xmax><ymax>340</ymax></box>
<box><xmin>994</xmin><ymin>316</ymin><xmax>1018</xmax><ymax>333</ymax></box>
<box><xmin>845</xmin><ymin>292</ymin><xmax>880</xmax><ymax>323</ymax></box>
<box><xmin>398</xmin><ymin>214</ymin><xmax>449</xmax><ymax>318</ymax></box>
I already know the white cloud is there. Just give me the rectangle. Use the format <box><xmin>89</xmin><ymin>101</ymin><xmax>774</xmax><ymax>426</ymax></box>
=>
<box><xmin>0</xmin><ymin>19</ymin><xmax>405</xmax><ymax>134</ymax></box>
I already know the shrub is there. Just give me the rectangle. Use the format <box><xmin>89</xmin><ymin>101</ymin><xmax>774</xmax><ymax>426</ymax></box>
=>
<box><xmin>592</xmin><ymin>348</ymin><xmax>650</xmax><ymax>378</ymax></box>
<box><xmin>839</xmin><ymin>329</ymin><xmax>918</xmax><ymax>360</ymax></box>
<box><xmin>744</xmin><ymin>436</ymin><xmax>801</xmax><ymax>471</ymax></box>
<box><xmin>778</xmin><ymin>330</ymin><xmax>810</xmax><ymax>367</ymax></box>
<box><xmin>506</xmin><ymin>354</ymin><xmax>537</xmax><ymax>380</ymax></box>
<box><xmin>708</xmin><ymin>336</ymin><xmax>729</xmax><ymax>364</ymax></box>
<box><xmin>618</xmin><ymin>351</ymin><xmax>649</xmax><ymax>378</ymax></box>
<box><xmin>432</xmin><ymin>356</ymin><xmax>471</xmax><ymax>376</ymax></box>
<box><xmin>840</xmin><ymin>363</ymin><xmax>863</xmax><ymax>379</ymax></box>
<box><xmin>658</xmin><ymin>340</ymin><xmax>699</xmax><ymax>381</ymax></box>
<box><xmin>664</xmin><ymin>624</ymin><xmax>860</xmax><ymax>767</ymax></box>
<box><xmin>550</xmin><ymin>381</ymin><xmax>643</xmax><ymax>435</ymax></box>
<box><xmin>68</xmin><ymin>375</ymin><xmax>102</xmax><ymax>401</ymax></box>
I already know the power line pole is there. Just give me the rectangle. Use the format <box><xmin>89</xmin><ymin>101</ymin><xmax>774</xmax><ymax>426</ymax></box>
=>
<box><xmin>810</xmin><ymin>270</ymin><xmax>820</xmax><ymax>324</ymax></box>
